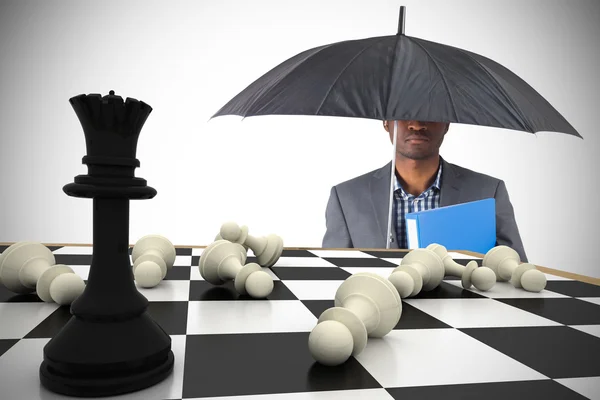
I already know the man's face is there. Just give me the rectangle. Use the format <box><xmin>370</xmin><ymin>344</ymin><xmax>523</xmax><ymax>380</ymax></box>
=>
<box><xmin>385</xmin><ymin>120</ymin><xmax>448</xmax><ymax>160</ymax></box>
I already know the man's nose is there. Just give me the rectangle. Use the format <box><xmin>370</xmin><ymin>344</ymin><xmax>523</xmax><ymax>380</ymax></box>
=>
<box><xmin>407</xmin><ymin>121</ymin><xmax>428</xmax><ymax>130</ymax></box>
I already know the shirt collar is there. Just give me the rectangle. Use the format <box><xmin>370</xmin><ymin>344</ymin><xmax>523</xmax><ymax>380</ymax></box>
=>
<box><xmin>393</xmin><ymin>159</ymin><xmax>443</xmax><ymax>196</ymax></box>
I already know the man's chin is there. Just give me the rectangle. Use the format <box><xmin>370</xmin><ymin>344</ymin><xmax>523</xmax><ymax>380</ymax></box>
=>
<box><xmin>397</xmin><ymin>151</ymin><xmax>436</xmax><ymax>161</ymax></box>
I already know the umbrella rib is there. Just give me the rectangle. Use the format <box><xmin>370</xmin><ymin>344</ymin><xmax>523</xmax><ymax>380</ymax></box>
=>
<box><xmin>315</xmin><ymin>37</ymin><xmax>389</xmax><ymax>115</ymax></box>
<box><xmin>450</xmin><ymin>46</ymin><xmax>535</xmax><ymax>132</ymax></box>
<box><xmin>410</xmin><ymin>40</ymin><xmax>459</xmax><ymax>121</ymax></box>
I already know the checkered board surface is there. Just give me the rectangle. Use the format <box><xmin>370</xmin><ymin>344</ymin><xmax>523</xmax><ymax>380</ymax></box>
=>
<box><xmin>1</xmin><ymin>245</ymin><xmax>600</xmax><ymax>400</ymax></box>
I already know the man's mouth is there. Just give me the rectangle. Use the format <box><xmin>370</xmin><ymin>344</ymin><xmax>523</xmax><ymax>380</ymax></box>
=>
<box><xmin>406</xmin><ymin>136</ymin><xmax>429</xmax><ymax>142</ymax></box>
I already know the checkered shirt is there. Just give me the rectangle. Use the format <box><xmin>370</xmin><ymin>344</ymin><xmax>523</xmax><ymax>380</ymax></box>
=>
<box><xmin>393</xmin><ymin>162</ymin><xmax>442</xmax><ymax>249</ymax></box>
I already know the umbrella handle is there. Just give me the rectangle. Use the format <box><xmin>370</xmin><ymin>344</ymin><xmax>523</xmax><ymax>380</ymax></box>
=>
<box><xmin>386</xmin><ymin>121</ymin><xmax>398</xmax><ymax>249</ymax></box>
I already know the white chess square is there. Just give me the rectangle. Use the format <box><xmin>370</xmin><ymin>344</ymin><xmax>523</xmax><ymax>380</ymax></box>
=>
<box><xmin>0</xmin><ymin>303</ymin><xmax>59</xmax><ymax>339</ymax></box>
<box><xmin>0</xmin><ymin>336</ymin><xmax>187</xmax><ymax>400</ymax></box>
<box><xmin>135</xmin><ymin>280</ymin><xmax>190</xmax><ymax>302</ymax></box>
<box><xmin>174</xmin><ymin>255</ymin><xmax>192</xmax><ymax>267</ymax></box>
<box><xmin>556</xmin><ymin>377</ymin><xmax>600</xmax><ymax>400</ymax></box>
<box><xmin>445</xmin><ymin>281</ymin><xmax>569</xmax><ymax>299</ymax></box>
<box><xmin>272</xmin><ymin>257</ymin><xmax>337</xmax><ymax>267</ymax></box>
<box><xmin>447</xmin><ymin>251</ymin><xmax>482</xmax><ymax>259</ymax></box>
<box><xmin>191</xmin><ymin>247</ymin><xmax>205</xmax><ymax>256</ymax></box>
<box><xmin>52</xmin><ymin>246</ymin><xmax>93</xmax><ymax>255</ymax></box>
<box><xmin>356</xmin><ymin>328</ymin><xmax>547</xmax><ymax>388</ymax></box>
<box><xmin>308</xmin><ymin>250</ymin><xmax>375</xmax><ymax>258</ymax></box>
<box><xmin>404</xmin><ymin>298</ymin><xmax>562</xmax><ymax>328</ymax></box>
<box><xmin>281</xmin><ymin>280</ymin><xmax>344</xmax><ymax>300</ymax></box>
<box><xmin>186</xmin><ymin>300</ymin><xmax>317</xmax><ymax>334</ymax></box>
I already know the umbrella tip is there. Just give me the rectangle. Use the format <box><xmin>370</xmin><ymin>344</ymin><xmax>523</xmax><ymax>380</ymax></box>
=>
<box><xmin>398</xmin><ymin>6</ymin><xmax>405</xmax><ymax>35</ymax></box>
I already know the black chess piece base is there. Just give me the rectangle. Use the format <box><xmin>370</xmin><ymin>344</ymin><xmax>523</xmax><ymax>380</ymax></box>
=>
<box><xmin>39</xmin><ymin>195</ymin><xmax>174</xmax><ymax>397</ymax></box>
<box><xmin>39</xmin><ymin>313</ymin><xmax>174</xmax><ymax>397</ymax></box>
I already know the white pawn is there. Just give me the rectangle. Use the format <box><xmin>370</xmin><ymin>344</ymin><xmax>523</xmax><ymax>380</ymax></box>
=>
<box><xmin>387</xmin><ymin>248</ymin><xmax>445</xmax><ymax>298</ymax></box>
<box><xmin>215</xmin><ymin>231</ymin><xmax>249</xmax><ymax>251</ymax></box>
<box><xmin>131</xmin><ymin>235</ymin><xmax>176</xmax><ymax>288</ymax></box>
<box><xmin>482</xmin><ymin>245</ymin><xmax>547</xmax><ymax>292</ymax></box>
<box><xmin>308</xmin><ymin>272</ymin><xmax>401</xmax><ymax>366</ymax></box>
<box><xmin>199</xmin><ymin>240</ymin><xmax>274</xmax><ymax>298</ymax></box>
<box><xmin>219</xmin><ymin>222</ymin><xmax>283</xmax><ymax>268</ymax></box>
<box><xmin>0</xmin><ymin>242</ymin><xmax>85</xmax><ymax>305</ymax></box>
<box><xmin>427</xmin><ymin>244</ymin><xmax>496</xmax><ymax>291</ymax></box>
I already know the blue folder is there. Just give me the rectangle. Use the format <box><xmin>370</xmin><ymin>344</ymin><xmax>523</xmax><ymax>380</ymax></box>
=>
<box><xmin>405</xmin><ymin>198</ymin><xmax>496</xmax><ymax>254</ymax></box>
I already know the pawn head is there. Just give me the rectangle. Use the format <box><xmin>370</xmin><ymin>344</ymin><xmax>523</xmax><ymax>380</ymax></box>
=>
<box><xmin>220</xmin><ymin>221</ymin><xmax>242</xmax><ymax>242</ymax></box>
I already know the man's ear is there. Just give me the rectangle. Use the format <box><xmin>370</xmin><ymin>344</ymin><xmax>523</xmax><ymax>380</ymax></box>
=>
<box><xmin>383</xmin><ymin>120</ymin><xmax>389</xmax><ymax>133</ymax></box>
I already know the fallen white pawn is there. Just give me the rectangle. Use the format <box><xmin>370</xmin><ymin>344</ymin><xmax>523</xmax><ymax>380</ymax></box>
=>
<box><xmin>0</xmin><ymin>241</ymin><xmax>85</xmax><ymax>305</ymax></box>
<box><xmin>199</xmin><ymin>240</ymin><xmax>274</xmax><ymax>299</ymax></box>
<box><xmin>427</xmin><ymin>244</ymin><xmax>496</xmax><ymax>291</ymax></box>
<box><xmin>387</xmin><ymin>248</ymin><xmax>445</xmax><ymax>298</ymax></box>
<box><xmin>482</xmin><ymin>245</ymin><xmax>547</xmax><ymax>292</ymax></box>
<box><xmin>219</xmin><ymin>221</ymin><xmax>283</xmax><ymax>268</ymax></box>
<box><xmin>308</xmin><ymin>272</ymin><xmax>401</xmax><ymax>366</ymax></box>
<box><xmin>131</xmin><ymin>235</ymin><xmax>176</xmax><ymax>288</ymax></box>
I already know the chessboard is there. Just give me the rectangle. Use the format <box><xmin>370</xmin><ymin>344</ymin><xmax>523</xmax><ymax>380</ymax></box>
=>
<box><xmin>1</xmin><ymin>245</ymin><xmax>599</xmax><ymax>400</ymax></box>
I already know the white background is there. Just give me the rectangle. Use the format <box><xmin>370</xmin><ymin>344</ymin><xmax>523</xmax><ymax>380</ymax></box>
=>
<box><xmin>0</xmin><ymin>0</ymin><xmax>598</xmax><ymax>278</ymax></box>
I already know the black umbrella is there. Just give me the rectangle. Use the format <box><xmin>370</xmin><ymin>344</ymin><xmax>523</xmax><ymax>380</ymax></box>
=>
<box><xmin>212</xmin><ymin>6</ymin><xmax>582</xmax><ymax>247</ymax></box>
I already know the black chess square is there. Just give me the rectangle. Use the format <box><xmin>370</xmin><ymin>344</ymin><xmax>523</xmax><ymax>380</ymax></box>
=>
<box><xmin>189</xmin><ymin>280</ymin><xmax>298</xmax><ymax>301</ymax></box>
<box><xmin>175</xmin><ymin>247</ymin><xmax>192</xmax><ymax>256</ymax></box>
<box><xmin>0</xmin><ymin>339</ymin><xmax>19</xmax><ymax>358</ymax></box>
<box><xmin>164</xmin><ymin>266</ymin><xmax>191</xmax><ymax>280</ymax></box>
<box><xmin>544</xmin><ymin>281</ymin><xmax>600</xmax><ymax>298</ymax></box>
<box><xmin>271</xmin><ymin>266</ymin><xmax>352</xmax><ymax>280</ymax></box>
<box><xmin>281</xmin><ymin>249</ymin><xmax>319</xmax><ymax>257</ymax></box>
<box><xmin>394</xmin><ymin>302</ymin><xmax>452</xmax><ymax>329</ymax></box>
<box><xmin>460</xmin><ymin>325</ymin><xmax>600</xmax><ymax>379</ymax></box>
<box><xmin>302</xmin><ymin>300</ymin><xmax>334</xmax><ymax>319</ymax></box>
<box><xmin>146</xmin><ymin>301</ymin><xmax>189</xmax><ymax>335</ymax></box>
<box><xmin>387</xmin><ymin>379</ymin><xmax>589</xmax><ymax>400</ymax></box>
<box><xmin>413</xmin><ymin>281</ymin><xmax>487</xmax><ymax>299</ymax></box>
<box><xmin>497</xmin><ymin>298</ymin><xmax>600</xmax><ymax>325</ymax></box>
<box><xmin>182</xmin><ymin>332</ymin><xmax>381</xmax><ymax>398</ymax></box>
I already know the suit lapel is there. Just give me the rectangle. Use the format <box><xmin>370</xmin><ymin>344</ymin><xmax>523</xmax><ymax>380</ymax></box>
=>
<box><xmin>439</xmin><ymin>157</ymin><xmax>462</xmax><ymax>206</ymax></box>
<box><xmin>369</xmin><ymin>161</ymin><xmax>398</xmax><ymax>248</ymax></box>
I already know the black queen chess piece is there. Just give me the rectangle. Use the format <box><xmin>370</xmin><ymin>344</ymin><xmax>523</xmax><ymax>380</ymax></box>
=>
<box><xmin>39</xmin><ymin>91</ymin><xmax>174</xmax><ymax>397</ymax></box>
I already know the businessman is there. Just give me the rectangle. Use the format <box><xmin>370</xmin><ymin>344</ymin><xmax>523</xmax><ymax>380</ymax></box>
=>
<box><xmin>322</xmin><ymin>119</ymin><xmax>528</xmax><ymax>262</ymax></box>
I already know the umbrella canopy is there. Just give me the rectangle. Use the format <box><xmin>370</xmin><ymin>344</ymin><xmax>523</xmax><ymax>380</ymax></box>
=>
<box><xmin>213</xmin><ymin>7</ymin><xmax>581</xmax><ymax>138</ymax></box>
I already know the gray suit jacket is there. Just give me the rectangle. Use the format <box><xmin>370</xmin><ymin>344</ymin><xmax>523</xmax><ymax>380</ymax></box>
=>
<box><xmin>322</xmin><ymin>157</ymin><xmax>528</xmax><ymax>262</ymax></box>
